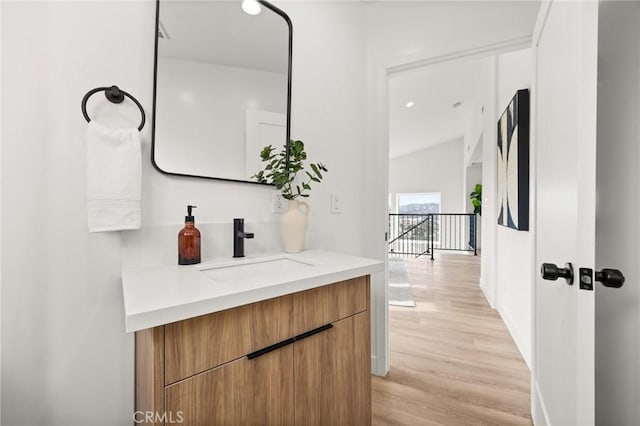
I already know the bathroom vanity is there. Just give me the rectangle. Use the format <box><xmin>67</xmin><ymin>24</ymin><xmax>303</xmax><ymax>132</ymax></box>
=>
<box><xmin>122</xmin><ymin>251</ymin><xmax>382</xmax><ymax>425</ymax></box>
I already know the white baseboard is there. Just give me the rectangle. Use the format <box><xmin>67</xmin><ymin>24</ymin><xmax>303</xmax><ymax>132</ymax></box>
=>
<box><xmin>479</xmin><ymin>277</ymin><xmax>495</xmax><ymax>308</ymax></box>
<box><xmin>370</xmin><ymin>354</ymin><xmax>387</xmax><ymax>377</ymax></box>
<box><xmin>532</xmin><ymin>379</ymin><xmax>551</xmax><ymax>425</ymax></box>
<box><xmin>497</xmin><ymin>302</ymin><xmax>531</xmax><ymax>369</ymax></box>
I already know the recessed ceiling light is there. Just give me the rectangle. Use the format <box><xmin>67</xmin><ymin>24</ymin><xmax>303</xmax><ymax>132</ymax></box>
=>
<box><xmin>242</xmin><ymin>0</ymin><xmax>262</xmax><ymax>15</ymax></box>
<box><xmin>405</xmin><ymin>101</ymin><xmax>415</xmax><ymax>108</ymax></box>
<box><xmin>452</xmin><ymin>101</ymin><xmax>463</xmax><ymax>109</ymax></box>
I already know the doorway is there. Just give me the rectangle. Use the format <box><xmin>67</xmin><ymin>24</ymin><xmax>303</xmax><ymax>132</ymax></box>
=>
<box><xmin>374</xmin><ymin>43</ymin><xmax>535</xmax><ymax>421</ymax></box>
<box><xmin>382</xmin><ymin>47</ymin><xmax>534</xmax><ymax>351</ymax></box>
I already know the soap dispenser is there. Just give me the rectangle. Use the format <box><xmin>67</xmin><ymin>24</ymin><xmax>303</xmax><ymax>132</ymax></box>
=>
<box><xmin>178</xmin><ymin>205</ymin><xmax>201</xmax><ymax>265</ymax></box>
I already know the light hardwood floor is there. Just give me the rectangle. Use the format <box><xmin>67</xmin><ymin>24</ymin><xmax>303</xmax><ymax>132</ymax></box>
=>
<box><xmin>372</xmin><ymin>253</ymin><xmax>532</xmax><ymax>425</ymax></box>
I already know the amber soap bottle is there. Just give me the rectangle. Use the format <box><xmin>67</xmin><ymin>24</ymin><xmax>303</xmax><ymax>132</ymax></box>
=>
<box><xmin>178</xmin><ymin>205</ymin><xmax>201</xmax><ymax>265</ymax></box>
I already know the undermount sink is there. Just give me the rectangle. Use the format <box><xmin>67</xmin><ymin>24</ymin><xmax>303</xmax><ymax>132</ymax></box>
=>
<box><xmin>200</xmin><ymin>257</ymin><xmax>315</xmax><ymax>283</ymax></box>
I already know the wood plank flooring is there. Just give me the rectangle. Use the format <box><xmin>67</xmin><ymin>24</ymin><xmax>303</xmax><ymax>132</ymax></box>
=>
<box><xmin>372</xmin><ymin>253</ymin><xmax>532</xmax><ymax>425</ymax></box>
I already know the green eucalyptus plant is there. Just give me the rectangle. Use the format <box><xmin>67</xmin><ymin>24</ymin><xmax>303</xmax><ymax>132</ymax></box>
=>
<box><xmin>470</xmin><ymin>183</ymin><xmax>482</xmax><ymax>215</ymax></box>
<box><xmin>252</xmin><ymin>140</ymin><xmax>328</xmax><ymax>200</ymax></box>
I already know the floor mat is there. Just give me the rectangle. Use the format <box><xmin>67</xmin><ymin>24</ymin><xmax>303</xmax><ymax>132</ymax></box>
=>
<box><xmin>388</xmin><ymin>258</ymin><xmax>416</xmax><ymax>307</ymax></box>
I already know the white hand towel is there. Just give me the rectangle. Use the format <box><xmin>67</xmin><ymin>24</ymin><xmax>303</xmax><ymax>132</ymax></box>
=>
<box><xmin>86</xmin><ymin>121</ymin><xmax>142</xmax><ymax>232</ymax></box>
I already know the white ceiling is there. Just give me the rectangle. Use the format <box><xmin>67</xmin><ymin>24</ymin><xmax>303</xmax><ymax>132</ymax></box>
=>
<box><xmin>371</xmin><ymin>0</ymin><xmax>540</xmax><ymax>159</ymax></box>
<box><xmin>389</xmin><ymin>58</ymin><xmax>484</xmax><ymax>159</ymax></box>
<box><xmin>158</xmin><ymin>1</ymin><xmax>289</xmax><ymax>73</ymax></box>
<box><xmin>366</xmin><ymin>1</ymin><xmax>540</xmax><ymax>66</ymax></box>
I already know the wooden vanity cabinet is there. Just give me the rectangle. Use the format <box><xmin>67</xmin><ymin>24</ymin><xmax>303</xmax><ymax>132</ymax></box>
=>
<box><xmin>135</xmin><ymin>275</ymin><xmax>371</xmax><ymax>426</ymax></box>
<box><xmin>294</xmin><ymin>311</ymin><xmax>371</xmax><ymax>426</ymax></box>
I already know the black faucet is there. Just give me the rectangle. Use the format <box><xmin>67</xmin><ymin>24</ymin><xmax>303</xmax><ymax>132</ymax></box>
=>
<box><xmin>233</xmin><ymin>218</ymin><xmax>254</xmax><ymax>258</ymax></box>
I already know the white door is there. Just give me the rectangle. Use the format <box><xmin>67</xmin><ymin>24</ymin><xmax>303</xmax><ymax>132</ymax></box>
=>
<box><xmin>533</xmin><ymin>1</ymin><xmax>599</xmax><ymax>425</ymax></box>
<box><xmin>245</xmin><ymin>110</ymin><xmax>286</xmax><ymax>180</ymax></box>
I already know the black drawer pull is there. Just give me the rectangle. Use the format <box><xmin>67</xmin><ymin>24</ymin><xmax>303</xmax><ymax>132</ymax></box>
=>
<box><xmin>247</xmin><ymin>323</ymin><xmax>334</xmax><ymax>360</ymax></box>
<box><xmin>294</xmin><ymin>323</ymin><xmax>333</xmax><ymax>342</ymax></box>
<box><xmin>247</xmin><ymin>337</ymin><xmax>295</xmax><ymax>360</ymax></box>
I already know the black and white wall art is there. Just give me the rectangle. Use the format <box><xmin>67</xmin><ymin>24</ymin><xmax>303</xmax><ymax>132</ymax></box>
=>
<box><xmin>497</xmin><ymin>89</ymin><xmax>530</xmax><ymax>231</ymax></box>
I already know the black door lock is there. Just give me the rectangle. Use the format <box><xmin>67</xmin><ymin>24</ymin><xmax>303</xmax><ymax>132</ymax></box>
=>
<box><xmin>541</xmin><ymin>262</ymin><xmax>574</xmax><ymax>285</ymax></box>
<box><xmin>579</xmin><ymin>268</ymin><xmax>593</xmax><ymax>291</ymax></box>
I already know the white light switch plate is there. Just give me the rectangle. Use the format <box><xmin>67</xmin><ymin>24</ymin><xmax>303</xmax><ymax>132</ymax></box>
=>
<box><xmin>331</xmin><ymin>193</ymin><xmax>342</xmax><ymax>214</ymax></box>
<box><xmin>272</xmin><ymin>193</ymin><xmax>286</xmax><ymax>213</ymax></box>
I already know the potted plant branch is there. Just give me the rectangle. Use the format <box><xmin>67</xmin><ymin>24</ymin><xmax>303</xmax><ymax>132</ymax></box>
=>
<box><xmin>253</xmin><ymin>140</ymin><xmax>328</xmax><ymax>252</ymax></box>
<box><xmin>470</xmin><ymin>184</ymin><xmax>482</xmax><ymax>215</ymax></box>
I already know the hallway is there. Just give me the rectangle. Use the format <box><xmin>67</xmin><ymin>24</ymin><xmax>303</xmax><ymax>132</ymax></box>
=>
<box><xmin>372</xmin><ymin>253</ymin><xmax>531</xmax><ymax>425</ymax></box>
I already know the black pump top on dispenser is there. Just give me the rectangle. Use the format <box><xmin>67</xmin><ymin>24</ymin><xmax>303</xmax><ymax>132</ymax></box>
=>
<box><xmin>185</xmin><ymin>205</ymin><xmax>197</xmax><ymax>222</ymax></box>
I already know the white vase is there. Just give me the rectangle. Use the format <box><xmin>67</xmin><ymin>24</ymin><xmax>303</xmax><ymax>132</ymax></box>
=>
<box><xmin>281</xmin><ymin>199</ymin><xmax>309</xmax><ymax>253</ymax></box>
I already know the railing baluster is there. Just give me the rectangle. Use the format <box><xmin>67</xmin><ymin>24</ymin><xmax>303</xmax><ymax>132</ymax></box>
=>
<box><xmin>402</xmin><ymin>216</ymin><xmax>405</xmax><ymax>254</ymax></box>
<box><xmin>474</xmin><ymin>214</ymin><xmax>478</xmax><ymax>255</ymax></box>
<box><xmin>455</xmin><ymin>215</ymin><xmax>458</xmax><ymax>250</ymax></box>
<box><xmin>410</xmin><ymin>215</ymin><xmax>413</xmax><ymax>255</ymax></box>
<box><xmin>454</xmin><ymin>215</ymin><xmax>456</xmax><ymax>250</ymax></box>
<box><xmin>430</xmin><ymin>215</ymin><xmax>434</xmax><ymax>260</ymax></box>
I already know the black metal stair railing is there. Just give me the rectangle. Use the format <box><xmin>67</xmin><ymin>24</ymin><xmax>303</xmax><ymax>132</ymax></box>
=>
<box><xmin>388</xmin><ymin>214</ymin><xmax>433</xmax><ymax>259</ymax></box>
<box><xmin>388</xmin><ymin>213</ymin><xmax>478</xmax><ymax>260</ymax></box>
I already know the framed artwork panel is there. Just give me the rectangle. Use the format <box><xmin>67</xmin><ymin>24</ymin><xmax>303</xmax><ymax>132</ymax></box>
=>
<box><xmin>497</xmin><ymin>89</ymin><xmax>529</xmax><ymax>231</ymax></box>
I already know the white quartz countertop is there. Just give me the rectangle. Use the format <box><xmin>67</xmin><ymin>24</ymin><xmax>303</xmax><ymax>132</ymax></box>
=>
<box><xmin>121</xmin><ymin>250</ymin><xmax>383</xmax><ymax>332</ymax></box>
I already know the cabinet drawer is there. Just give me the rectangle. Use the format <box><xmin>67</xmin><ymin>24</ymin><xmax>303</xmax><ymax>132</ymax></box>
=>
<box><xmin>165</xmin><ymin>294</ymin><xmax>293</xmax><ymax>384</ymax></box>
<box><xmin>166</xmin><ymin>344</ymin><xmax>294</xmax><ymax>426</ymax></box>
<box><xmin>293</xmin><ymin>276</ymin><xmax>368</xmax><ymax>336</ymax></box>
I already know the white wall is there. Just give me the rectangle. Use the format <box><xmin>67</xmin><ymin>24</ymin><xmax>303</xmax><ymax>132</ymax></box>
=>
<box><xmin>155</xmin><ymin>57</ymin><xmax>286</xmax><ymax>180</ymax></box>
<box><xmin>463</xmin><ymin>48</ymin><xmax>532</xmax><ymax>365</ymax></box>
<box><xmin>471</xmin><ymin>57</ymin><xmax>499</xmax><ymax>308</ymax></box>
<box><xmin>1</xmin><ymin>1</ymin><xmax>367</xmax><ymax>424</ymax></box>
<box><xmin>389</xmin><ymin>139</ymin><xmax>464</xmax><ymax>214</ymax></box>
<box><xmin>2</xmin><ymin>4</ymin><xmax>145</xmax><ymax>424</ymax></box>
<box><xmin>495</xmin><ymin>48</ymin><xmax>532</xmax><ymax>367</ymax></box>
<box><xmin>595</xmin><ymin>3</ymin><xmax>640</xmax><ymax>424</ymax></box>
<box><xmin>464</xmin><ymin>93</ymin><xmax>486</xmax><ymax>168</ymax></box>
<box><xmin>283</xmin><ymin>1</ymin><xmax>365</xmax><ymax>257</ymax></box>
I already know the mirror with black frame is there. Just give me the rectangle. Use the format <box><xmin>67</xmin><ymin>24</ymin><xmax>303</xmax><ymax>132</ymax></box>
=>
<box><xmin>151</xmin><ymin>0</ymin><xmax>292</xmax><ymax>184</ymax></box>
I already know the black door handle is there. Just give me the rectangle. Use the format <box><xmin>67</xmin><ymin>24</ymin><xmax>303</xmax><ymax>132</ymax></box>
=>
<box><xmin>541</xmin><ymin>262</ymin><xmax>574</xmax><ymax>285</ymax></box>
<box><xmin>595</xmin><ymin>268</ymin><xmax>625</xmax><ymax>288</ymax></box>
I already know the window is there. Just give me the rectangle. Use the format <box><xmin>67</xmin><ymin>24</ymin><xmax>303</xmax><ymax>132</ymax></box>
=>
<box><xmin>396</xmin><ymin>192</ymin><xmax>441</xmax><ymax>214</ymax></box>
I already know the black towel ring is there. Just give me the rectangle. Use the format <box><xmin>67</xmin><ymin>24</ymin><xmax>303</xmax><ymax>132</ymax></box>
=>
<box><xmin>81</xmin><ymin>85</ymin><xmax>146</xmax><ymax>131</ymax></box>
